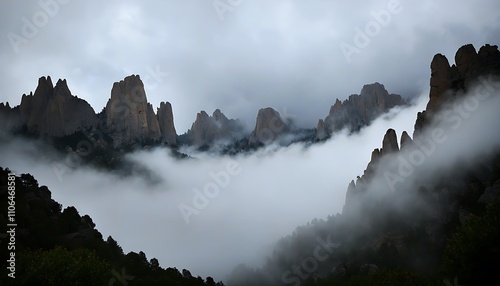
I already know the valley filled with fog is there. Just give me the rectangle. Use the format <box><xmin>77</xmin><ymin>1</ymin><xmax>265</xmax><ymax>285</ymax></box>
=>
<box><xmin>0</xmin><ymin>93</ymin><xmax>428</xmax><ymax>280</ymax></box>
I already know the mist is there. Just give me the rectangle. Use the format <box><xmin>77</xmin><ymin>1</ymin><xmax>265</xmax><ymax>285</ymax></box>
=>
<box><xmin>345</xmin><ymin>76</ymin><xmax>500</xmax><ymax>224</ymax></box>
<box><xmin>1</xmin><ymin>92</ymin><xmax>429</xmax><ymax>280</ymax></box>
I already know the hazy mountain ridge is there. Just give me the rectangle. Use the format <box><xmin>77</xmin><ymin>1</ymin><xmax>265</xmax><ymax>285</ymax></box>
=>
<box><xmin>0</xmin><ymin>76</ymin><xmax>407</xmax><ymax>158</ymax></box>
<box><xmin>316</xmin><ymin>82</ymin><xmax>407</xmax><ymax>140</ymax></box>
<box><xmin>227</xmin><ymin>43</ymin><xmax>500</xmax><ymax>286</ymax></box>
<box><xmin>1</xmin><ymin>43</ymin><xmax>499</xmax><ymax>286</ymax></box>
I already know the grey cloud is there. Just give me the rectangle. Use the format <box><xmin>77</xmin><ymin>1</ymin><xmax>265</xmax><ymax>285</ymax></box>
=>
<box><xmin>1</xmin><ymin>0</ymin><xmax>500</xmax><ymax>132</ymax></box>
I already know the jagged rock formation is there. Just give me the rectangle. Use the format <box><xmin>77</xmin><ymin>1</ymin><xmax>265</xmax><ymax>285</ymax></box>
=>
<box><xmin>344</xmin><ymin>43</ymin><xmax>500</xmax><ymax>221</ymax></box>
<box><xmin>0</xmin><ymin>102</ymin><xmax>20</xmax><ymax>130</ymax></box>
<box><xmin>0</xmin><ymin>75</ymin><xmax>179</xmax><ymax>148</ymax></box>
<box><xmin>0</xmin><ymin>76</ymin><xmax>98</xmax><ymax>136</ymax></box>
<box><xmin>186</xmin><ymin>109</ymin><xmax>243</xmax><ymax>146</ymax></box>
<box><xmin>316</xmin><ymin>119</ymin><xmax>327</xmax><ymax>140</ymax></box>
<box><xmin>104</xmin><ymin>75</ymin><xmax>165</xmax><ymax>147</ymax></box>
<box><xmin>381</xmin><ymin>128</ymin><xmax>399</xmax><ymax>155</ymax></box>
<box><xmin>343</xmin><ymin>128</ymin><xmax>404</xmax><ymax>214</ymax></box>
<box><xmin>317</xmin><ymin>83</ymin><xmax>406</xmax><ymax>140</ymax></box>
<box><xmin>345</xmin><ymin>44</ymin><xmax>500</xmax><ymax>214</ymax></box>
<box><xmin>415</xmin><ymin>44</ymin><xmax>500</xmax><ymax>137</ymax></box>
<box><xmin>400</xmin><ymin>131</ymin><xmax>413</xmax><ymax>150</ymax></box>
<box><xmin>157</xmin><ymin>101</ymin><xmax>177</xmax><ymax>145</ymax></box>
<box><xmin>248</xmin><ymin>107</ymin><xmax>288</xmax><ymax>145</ymax></box>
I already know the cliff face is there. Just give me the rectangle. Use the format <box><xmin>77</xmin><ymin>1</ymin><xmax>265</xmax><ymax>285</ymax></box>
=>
<box><xmin>157</xmin><ymin>101</ymin><xmax>177</xmax><ymax>145</ymax></box>
<box><xmin>344</xmin><ymin>43</ymin><xmax>500</xmax><ymax>214</ymax></box>
<box><xmin>248</xmin><ymin>107</ymin><xmax>288</xmax><ymax>145</ymax></box>
<box><xmin>0</xmin><ymin>102</ymin><xmax>20</xmax><ymax>130</ymax></box>
<box><xmin>186</xmin><ymin>109</ymin><xmax>243</xmax><ymax>146</ymax></box>
<box><xmin>415</xmin><ymin>44</ymin><xmax>500</xmax><ymax>136</ymax></box>
<box><xmin>0</xmin><ymin>75</ymin><xmax>178</xmax><ymax>148</ymax></box>
<box><xmin>317</xmin><ymin>83</ymin><xmax>406</xmax><ymax>140</ymax></box>
<box><xmin>104</xmin><ymin>75</ymin><xmax>162</xmax><ymax>146</ymax></box>
<box><xmin>3</xmin><ymin>76</ymin><xmax>98</xmax><ymax>136</ymax></box>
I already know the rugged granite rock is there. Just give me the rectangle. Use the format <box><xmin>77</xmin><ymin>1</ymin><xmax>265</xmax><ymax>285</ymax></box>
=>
<box><xmin>4</xmin><ymin>76</ymin><xmax>98</xmax><ymax>136</ymax></box>
<box><xmin>316</xmin><ymin>119</ymin><xmax>327</xmax><ymax>140</ymax></box>
<box><xmin>416</xmin><ymin>44</ymin><xmax>500</xmax><ymax>136</ymax></box>
<box><xmin>427</xmin><ymin>54</ymin><xmax>455</xmax><ymax>111</ymax></box>
<box><xmin>186</xmin><ymin>109</ymin><xmax>243</xmax><ymax>146</ymax></box>
<box><xmin>104</xmin><ymin>75</ymin><xmax>161</xmax><ymax>146</ymax></box>
<box><xmin>317</xmin><ymin>83</ymin><xmax>406</xmax><ymax>139</ymax></box>
<box><xmin>0</xmin><ymin>102</ymin><xmax>20</xmax><ymax>130</ymax></box>
<box><xmin>381</xmin><ymin>128</ymin><xmax>399</xmax><ymax>155</ymax></box>
<box><xmin>157</xmin><ymin>101</ymin><xmax>177</xmax><ymax>145</ymax></box>
<box><xmin>345</xmin><ymin>43</ymin><xmax>500</xmax><ymax>217</ymax></box>
<box><xmin>248</xmin><ymin>107</ymin><xmax>288</xmax><ymax>145</ymax></box>
<box><xmin>0</xmin><ymin>75</ymin><xmax>180</xmax><ymax>148</ymax></box>
<box><xmin>342</xmin><ymin>127</ymin><xmax>413</xmax><ymax>215</ymax></box>
<box><xmin>400</xmin><ymin>131</ymin><xmax>413</xmax><ymax>150</ymax></box>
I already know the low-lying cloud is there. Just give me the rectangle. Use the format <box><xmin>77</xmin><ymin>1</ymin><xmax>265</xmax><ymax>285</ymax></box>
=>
<box><xmin>0</xmin><ymin>92</ymin><xmax>428</xmax><ymax>280</ymax></box>
<box><xmin>344</xmin><ymin>75</ymin><xmax>500</xmax><ymax>225</ymax></box>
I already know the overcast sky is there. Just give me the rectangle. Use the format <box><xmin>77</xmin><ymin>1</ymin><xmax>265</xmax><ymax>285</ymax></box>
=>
<box><xmin>1</xmin><ymin>0</ymin><xmax>499</xmax><ymax>132</ymax></box>
<box><xmin>2</xmin><ymin>1</ymin><xmax>500</xmax><ymax>281</ymax></box>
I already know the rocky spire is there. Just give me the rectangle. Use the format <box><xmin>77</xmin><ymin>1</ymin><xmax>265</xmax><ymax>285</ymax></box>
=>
<box><xmin>186</xmin><ymin>109</ymin><xmax>243</xmax><ymax>146</ymax></box>
<box><xmin>400</xmin><ymin>131</ymin><xmax>413</xmax><ymax>150</ymax></box>
<box><xmin>317</xmin><ymin>83</ymin><xmax>406</xmax><ymax>139</ymax></box>
<box><xmin>316</xmin><ymin>119</ymin><xmax>327</xmax><ymax>140</ymax></box>
<box><xmin>249</xmin><ymin>107</ymin><xmax>287</xmax><ymax>145</ymax></box>
<box><xmin>416</xmin><ymin>44</ymin><xmax>500</xmax><ymax>136</ymax></box>
<box><xmin>427</xmin><ymin>54</ymin><xmax>454</xmax><ymax>111</ymax></box>
<box><xmin>15</xmin><ymin>76</ymin><xmax>97</xmax><ymax>136</ymax></box>
<box><xmin>104</xmin><ymin>75</ymin><xmax>161</xmax><ymax>146</ymax></box>
<box><xmin>157</xmin><ymin>101</ymin><xmax>177</xmax><ymax>145</ymax></box>
<box><xmin>381</xmin><ymin>128</ymin><xmax>399</xmax><ymax>155</ymax></box>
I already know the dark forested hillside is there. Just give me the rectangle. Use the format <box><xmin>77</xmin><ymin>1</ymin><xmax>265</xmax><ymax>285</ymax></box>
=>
<box><xmin>0</xmin><ymin>167</ymin><xmax>224</xmax><ymax>286</ymax></box>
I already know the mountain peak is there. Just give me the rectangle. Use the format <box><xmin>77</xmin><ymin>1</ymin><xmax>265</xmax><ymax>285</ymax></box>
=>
<box><xmin>54</xmin><ymin>78</ymin><xmax>71</xmax><ymax>97</ymax></box>
<box><xmin>157</xmin><ymin>101</ymin><xmax>177</xmax><ymax>145</ymax></box>
<box><xmin>317</xmin><ymin>83</ymin><xmax>406</xmax><ymax>139</ymax></box>
<box><xmin>105</xmin><ymin>75</ymin><xmax>161</xmax><ymax>146</ymax></box>
<box><xmin>249</xmin><ymin>107</ymin><xmax>287</xmax><ymax>145</ymax></box>
<box><xmin>359</xmin><ymin>82</ymin><xmax>387</xmax><ymax>97</ymax></box>
<box><xmin>34</xmin><ymin>76</ymin><xmax>54</xmax><ymax>98</ymax></box>
<box><xmin>187</xmin><ymin>109</ymin><xmax>242</xmax><ymax>146</ymax></box>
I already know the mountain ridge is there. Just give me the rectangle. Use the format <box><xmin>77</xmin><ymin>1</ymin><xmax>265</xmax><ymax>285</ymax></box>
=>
<box><xmin>0</xmin><ymin>77</ymin><xmax>408</xmax><ymax>153</ymax></box>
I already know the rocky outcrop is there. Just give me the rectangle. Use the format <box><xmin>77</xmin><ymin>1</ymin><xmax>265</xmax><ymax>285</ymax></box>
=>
<box><xmin>317</xmin><ymin>83</ymin><xmax>406</xmax><ymax>140</ymax></box>
<box><xmin>157</xmin><ymin>102</ymin><xmax>177</xmax><ymax>145</ymax></box>
<box><xmin>345</xmin><ymin>43</ymin><xmax>500</xmax><ymax>215</ymax></box>
<box><xmin>248</xmin><ymin>107</ymin><xmax>287</xmax><ymax>145</ymax></box>
<box><xmin>381</xmin><ymin>129</ymin><xmax>399</xmax><ymax>155</ymax></box>
<box><xmin>1</xmin><ymin>74</ymin><xmax>181</xmax><ymax>148</ymax></box>
<box><xmin>427</xmin><ymin>54</ymin><xmax>455</xmax><ymax>111</ymax></box>
<box><xmin>7</xmin><ymin>76</ymin><xmax>98</xmax><ymax>136</ymax></box>
<box><xmin>342</xmin><ymin>128</ymin><xmax>410</xmax><ymax>214</ymax></box>
<box><xmin>316</xmin><ymin>119</ymin><xmax>327</xmax><ymax>140</ymax></box>
<box><xmin>186</xmin><ymin>109</ymin><xmax>243</xmax><ymax>146</ymax></box>
<box><xmin>416</xmin><ymin>44</ymin><xmax>500</xmax><ymax>135</ymax></box>
<box><xmin>104</xmin><ymin>75</ymin><xmax>161</xmax><ymax>147</ymax></box>
<box><xmin>0</xmin><ymin>102</ymin><xmax>20</xmax><ymax>130</ymax></box>
<box><xmin>400</xmin><ymin>131</ymin><xmax>413</xmax><ymax>150</ymax></box>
